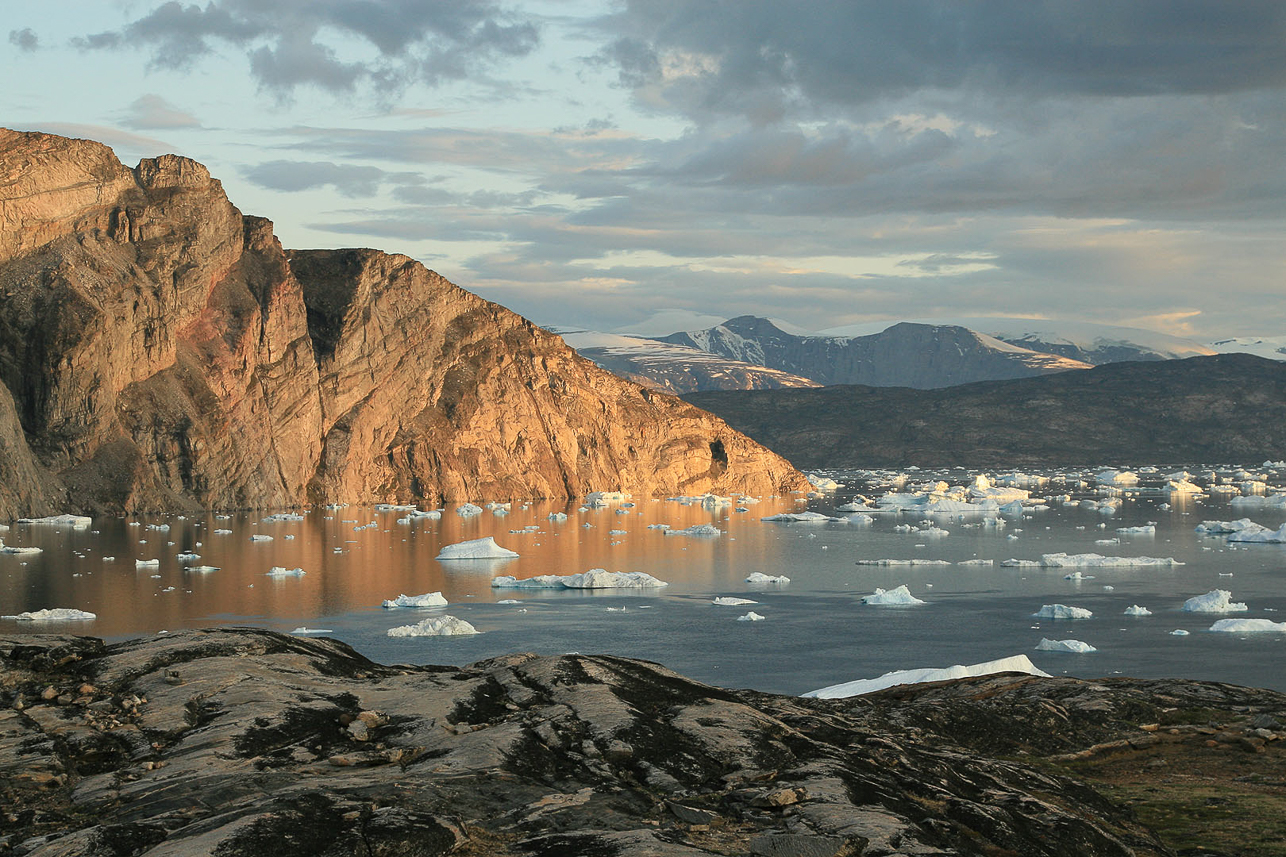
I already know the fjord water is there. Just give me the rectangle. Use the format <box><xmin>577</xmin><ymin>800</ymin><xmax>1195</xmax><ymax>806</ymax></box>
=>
<box><xmin>2</xmin><ymin>470</ymin><xmax>1284</xmax><ymax>696</ymax></box>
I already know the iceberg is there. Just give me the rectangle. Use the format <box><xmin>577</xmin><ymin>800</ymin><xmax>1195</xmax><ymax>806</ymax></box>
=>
<box><xmin>737</xmin><ymin>611</ymin><xmax>766</xmax><ymax>622</ymax></box>
<box><xmin>663</xmin><ymin>524</ymin><xmax>722</xmax><ymax>537</ymax></box>
<box><xmin>1123</xmin><ymin>605</ymin><xmax>1153</xmax><ymax>616</ymax></box>
<box><xmin>746</xmin><ymin>572</ymin><xmax>790</xmax><ymax>584</ymax></box>
<box><xmin>1031</xmin><ymin>553</ymin><xmax>1182</xmax><ymax>568</ymax></box>
<box><xmin>585</xmin><ymin>491</ymin><xmax>631</xmax><ymax>506</ymax></box>
<box><xmin>1209</xmin><ymin>618</ymin><xmax>1286</xmax><ymax>633</ymax></box>
<box><xmin>1033</xmin><ymin>604</ymin><xmax>1092</xmax><ymax>619</ymax></box>
<box><xmin>1228</xmin><ymin>523</ymin><xmax>1286</xmax><ymax>544</ymax></box>
<box><xmin>2</xmin><ymin>608</ymin><xmax>96</xmax><ymax>621</ymax></box>
<box><xmin>713</xmin><ymin>596</ymin><xmax>757</xmax><ymax>606</ymax></box>
<box><xmin>135</xmin><ymin>558</ymin><xmax>160</xmax><ymax>568</ymax></box>
<box><xmin>386</xmin><ymin>615</ymin><xmax>480</xmax><ymax>637</ymax></box>
<box><xmin>261</xmin><ymin>512</ymin><xmax>305</xmax><ymax>523</ymax></box>
<box><xmin>492</xmin><ymin>569</ymin><xmax>668</xmax><ymax>589</ymax></box>
<box><xmin>1182</xmin><ymin>589</ymin><xmax>1249</xmax><ymax>613</ymax></box>
<box><xmin>862</xmin><ymin>585</ymin><xmax>925</xmax><ymax>606</ymax></box>
<box><xmin>382</xmin><ymin>591</ymin><xmax>448</xmax><ymax>609</ymax></box>
<box><xmin>292</xmin><ymin>627</ymin><xmax>333</xmax><ymax>634</ymax></box>
<box><xmin>18</xmin><ymin>514</ymin><xmax>92</xmax><ymax>528</ymax></box>
<box><xmin>0</xmin><ymin>540</ymin><xmax>42</xmax><ymax>554</ymax></box>
<box><xmin>1096</xmin><ymin>470</ymin><xmax>1139</xmax><ymax>486</ymax></box>
<box><xmin>1115</xmin><ymin>525</ymin><xmax>1155</xmax><ymax>535</ymax></box>
<box><xmin>856</xmin><ymin>559</ymin><xmax>952</xmax><ymax>566</ymax></box>
<box><xmin>803</xmin><ymin>655</ymin><xmax>1050</xmax><ymax>698</ymax></box>
<box><xmin>1036</xmin><ymin>638</ymin><xmax>1097</xmax><ymax>653</ymax></box>
<box><xmin>807</xmin><ymin>474</ymin><xmax>840</xmax><ymax>491</ymax></box>
<box><xmin>1196</xmin><ymin>518</ymin><xmax>1265</xmax><ymax>535</ymax></box>
<box><xmin>760</xmin><ymin>511</ymin><xmax>847</xmax><ymax>523</ymax></box>
<box><xmin>456</xmin><ymin>503</ymin><xmax>484</xmax><ymax>517</ymax></box>
<box><xmin>250</xmin><ymin>534</ymin><xmax>273</xmax><ymax>542</ymax></box>
<box><xmin>266</xmin><ymin>567</ymin><xmax>305</xmax><ymax>577</ymax></box>
<box><xmin>436</xmin><ymin>537</ymin><xmax>519</xmax><ymax>560</ymax></box>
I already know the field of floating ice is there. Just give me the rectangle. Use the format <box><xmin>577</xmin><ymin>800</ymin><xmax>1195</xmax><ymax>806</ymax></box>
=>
<box><xmin>4</xmin><ymin>464</ymin><xmax>1286</xmax><ymax>695</ymax></box>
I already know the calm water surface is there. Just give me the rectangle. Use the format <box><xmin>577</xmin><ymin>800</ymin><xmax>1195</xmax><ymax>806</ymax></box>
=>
<box><xmin>2</xmin><ymin>467</ymin><xmax>1284</xmax><ymax>695</ymax></box>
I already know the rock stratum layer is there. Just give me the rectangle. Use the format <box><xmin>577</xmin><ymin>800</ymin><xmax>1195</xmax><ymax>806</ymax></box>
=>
<box><xmin>0</xmin><ymin>130</ymin><xmax>805</xmax><ymax>517</ymax></box>
<box><xmin>12</xmin><ymin>629</ymin><xmax>1286</xmax><ymax>856</ymax></box>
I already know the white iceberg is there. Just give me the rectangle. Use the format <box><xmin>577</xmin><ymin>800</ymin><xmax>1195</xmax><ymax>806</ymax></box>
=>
<box><xmin>187</xmin><ymin>565</ymin><xmax>219</xmax><ymax>573</ymax></box>
<box><xmin>1228</xmin><ymin>523</ymin><xmax>1286</xmax><ymax>544</ymax></box>
<box><xmin>803</xmin><ymin>655</ymin><xmax>1050</xmax><ymax>698</ymax></box>
<box><xmin>386</xmin><ymin>615</ymin><xmax>480</xmax><ymax>637</ymax></box>
<box><xmin>1196</xmin><ymin>518</ymin><xmax>1265</xmax><ymax>535</ymax></box>
<box><xmin>1208</xmin><ymin>618</ymin><xmax>1286</xmax><ymax>633</ymax></box>
<box><xmin>250</xmin><ymin>534</ymin><xmax>273</xmax><ymax>542</ymax></box>
<box><xmin>291</xmin><ymin>627</ymin><xmax>334</xmax><ymax>634</ymax></box>
<box><xmin>266</xmin><ymin>566</ymin><xmax>305</xmax><ymax>577</ymax></box>
<box><xmin>2</xmin><ymin>608</ymin><xmax>96</xmax><ymax>621</ymax></box>
<box><xmin>663</xmin><ymin>524</ymin><xmax>722</xmax><ymax>536</ymax></box>
<box><xmin>18</xmin><ymin>514</ymin><xmax>92</xmax><ymax>528</ymax></box>
<box><xmin>585</xmin><ymin>491</ymin><xmax>631</xmax><ymax>506</ymax></box>
<box><xmin>436</xmin><ymin>537</ymin><xmax>519</xmax><ymax>560</ymax></box>
<box><xmin>1123</xmin><ymin>605</ymin><xmax>1153</xmax><ymax>616</ymax></box>
<box><xmin>862</xmin><ymin>585</ymin><xmax>925</xmax><ymax>606</ymax></box>
<box><xmin>1033</xmin><ymin>604</ymin><xmax>1093</xmax><ymax>619</ymax></box>
<box><xmin>382</xmin><ymin>591</ymin><xmax>448</xmax><ymax>609</ymax></box>
<box><xmin>1096</xmin><ymin>470</ymin><xmax>1139</xmax><ymax>486</ymax></box>
<box><xmin>737</xmin><ymin>611</ymin><xmax>766</xmax><ymax>622</ymax></box>
<box><xmin>456</xmin><ymin>503</ymin><xmax>484</xmax><ymax>517</ymax></box>
<box><xmin>713</xmin><ymin>596</ymin><xmax>757</xmax><ymax>606</ymax></box>
<box><xmin>135</xmin><ymin>558</ymin><xmax>160</xmax><ymax>568</ymax></box>
<box><xmin>492</xmin><ymin>569</ymin><xmax>668</xmax><ymax>589</ymax></box>
<box><xmin>760</xmin><ymin>511</ymin><xmax>847</xmax><ymax>523</ymax></box>
<box><xmin>1115</xmin><ymin>525</ymin><xmax>1155</xmax><ymax>535</ymax></box>
<box><xmin>0</xmin><ymin>540</ymin><xmax>43</xmax><ymax>554</ymax></box>
<box><xmin>1170</xmin><ymin>629</ymin><xmax>1190</xmax><ymax>636</ymax></box>
<box><xmin>855</xmin><ymin>559</ymin><xmax>952</xmax><ymax>566</ymax></box>
<box><xmin>1182</xmin><ymin>589</ymin><xmax>1248</xmax><ymax>613</ymax></box>
<box><xmin>1025</xmin><ymin>553</ymin><xmax>1182</xmax><ymax>568</ymax></box>
<box><xmin>261</xmin><ymin>512</ymin><xmax>305</xmax><ymax>523</ymax></box>
<box><xmin>1036</xmin><ymin>638</ymin><xmax>1097</xmax><ymax>653</ymax></box>
<box><xmin>746</xmin><ymin>572</ymin><xmax>790</xmax><ymax>584</ymax></box>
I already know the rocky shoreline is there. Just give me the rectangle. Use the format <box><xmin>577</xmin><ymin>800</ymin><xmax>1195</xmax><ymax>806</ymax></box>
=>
<box><xmin>3</xmin><ymin>629</ymin><xmax>1284</xmax><ymax>855</ymax></box>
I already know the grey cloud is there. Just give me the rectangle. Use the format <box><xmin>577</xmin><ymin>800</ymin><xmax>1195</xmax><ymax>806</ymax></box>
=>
<box><xmin>9</xmin><ymin>28</ymin><xmax>38</xmax><ymax>51</ymax></box>
<box><xmin>78</xmin><ymin>0</ymin><xmax>538</xmax><ymax>94</ymax></box>
<box><xmin>122</xmin><ymin>95</ymin><xmax>201</xmax><ymax>129</ymax></box>
<box><xmin>243</xmin><ymin>160</ymin><xmax>422</xmax><ymax>197</ymax></box>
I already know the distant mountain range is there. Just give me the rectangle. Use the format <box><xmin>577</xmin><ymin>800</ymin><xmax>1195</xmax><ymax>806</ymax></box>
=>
<box><xmin>558</xmin><ymin>314</ymin><xmax>1261</xmax><ymax>393</ymax></box>
<box><xmin>682</xmin><ymin>353</ymin><xmax>1286</xmax><ymax>468</ymax></box>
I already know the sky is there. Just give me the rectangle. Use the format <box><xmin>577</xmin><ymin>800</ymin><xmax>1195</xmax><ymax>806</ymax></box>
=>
<box><xmin>3</xmin><ymin>1</ymin><xmax>1284</xmax><ymax>340</ymax></box>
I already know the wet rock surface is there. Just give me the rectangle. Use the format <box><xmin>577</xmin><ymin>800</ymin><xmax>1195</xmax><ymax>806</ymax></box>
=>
<box><xmin>6</xmin><ymin>630</ymin><xmax>1282</xmax><ymax>855</ymax></box>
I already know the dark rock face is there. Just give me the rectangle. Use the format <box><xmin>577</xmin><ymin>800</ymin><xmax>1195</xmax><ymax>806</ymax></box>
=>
<box><xmin>4</xmin><ymin>629</ymin><xmax>1263</xmax><ymax>856</ymax></box>
<box><xmin>659</xmin><ymin>318</ymin><xmax>1090</xmax><ymax>389</ymax></box>
<box><xmin>684</xmin><ymin>353</ymin><xmax>1286</xmax><ymax>468</ymax></box>
<box><xmin>0</xmin><ymin>129</ymin><xmax>807</xmax><ymax>517</ymax></box>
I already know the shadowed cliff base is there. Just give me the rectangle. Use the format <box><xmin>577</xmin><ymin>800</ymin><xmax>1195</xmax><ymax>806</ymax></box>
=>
<box><xmin>683</xmin><ymin>353</ymin><xmax>1286</xmax><ymax>469</ymax></box>
<box><xmin>4</xmin><ymin>629</ymin><xmax>1285</xmax><ymax>856</ymax></box>
<box><xmin>0</xmin><ymin>129</ymin><xmax>806</xmax><ymax>518</ymax></box>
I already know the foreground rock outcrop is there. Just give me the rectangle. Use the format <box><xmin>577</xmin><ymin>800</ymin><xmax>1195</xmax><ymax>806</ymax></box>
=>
<box><xmin>4</xmin><ymin>630</ymin><xmax>1284</xmax><ymax>856</ymax></box>
<box><xmin>0</xmin><ymin>129</ymin><xmax>806</xmax><ymax>518</ymax></box>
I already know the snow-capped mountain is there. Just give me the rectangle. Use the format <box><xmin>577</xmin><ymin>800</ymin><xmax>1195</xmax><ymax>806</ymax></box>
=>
<box><xmin>815</xmin><ymin>317</ymin><xmax>1216</xmax><ymax>364</ymax></box>
<box><xmin>1208</xmin><ymin>336</ymin><xmax>1286</xmax><ymax>361</ymax></box>
<box><xmin>656</xmin><ymin>317</ymin><xmax>1091</xmax><ymax>389</ymax></box>
<box><xmin>553</xmin><ymin>329</ymin><xmax>820</xmax><ymax>393</ymax></box>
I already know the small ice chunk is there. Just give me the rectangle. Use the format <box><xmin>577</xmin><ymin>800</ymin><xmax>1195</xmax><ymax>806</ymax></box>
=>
<box><xmin>1182</xmin><ymin>589</ymin><xmax>1249</xmax><ymax>613</ymax></box>
<box><xmin>1123</xmin><ymin>605</ymin><xmax>1153</xmax><ymax>616</ymax></box>
<box><xmin>1035</xmin><ymin>638</ymin><xmax>1097</xmax><ymax>653</ymax></box>
<box><xmin>1170</xmin><ymin>629</ymin><xmax>1190</xmax><ymax>636</ymax></box>
<box><xmin>436</xmin><ymin>536</ymin><xmax>519</xmax><ymax>560</ymax></box>
<box><xmin>382</xmin><ymin>591</ymin><xmax>448</xmax><ymax>609</ymax></box>
<box><xmin>386</xmin><ymin>616</ymin><xmax>480</xmax><ymax>637</ymax></box>
<box><xmin>862</xmin><ymin>585</ymin><xmax>925</xmax><ymax>606</ymax></box>
<box><xmin>737</xmin><ymin>611</ymin><xmax>766</xmax><ymax>622</ymax></box>
<box><xmin>135</xmin><ymin>558</ymin><xmax>160</xmax><ymax>568</ymax></box>
<box><xmin>250</xmin><ymin>534</ymin><xmax>273</xmax><ymax>542</ymax></box>
<box><xmin>3</xmin><ymin>608</ymin><xmax>96</xmax><ymax>621</ymax></box>
<box><xmin>713</xmin><ymin>596</ymin><xmax>758</xmax><ymax>606</ymax></box>
<box><xmin>1032</xmin><ymin>604</ymin><xmax>1092</xmax><ymax>619</ymax></box>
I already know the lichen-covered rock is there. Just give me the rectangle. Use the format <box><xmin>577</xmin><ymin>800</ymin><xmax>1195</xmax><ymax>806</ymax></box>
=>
<box><xmin>0</xmin><ymin>629</ymin><xmax>1228</xmax><ymax>856</ymax></box>
<box><xmin>0</xmin><ymin>129</ymin><xmax>806</xmax><ymax>516</ymax></box>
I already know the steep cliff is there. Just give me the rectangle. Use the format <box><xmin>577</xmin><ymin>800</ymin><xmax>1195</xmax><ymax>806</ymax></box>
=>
<box><xmin>0</xmin><ymin>129</ymin><xmax>806</xmax><ymax>516</ymax></box>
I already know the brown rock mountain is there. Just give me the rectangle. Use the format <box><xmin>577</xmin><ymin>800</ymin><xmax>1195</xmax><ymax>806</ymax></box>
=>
<box><xmin>0</xmin><ymin>129</ymin><xmax>806</xmax><ymax>517</ymax></box>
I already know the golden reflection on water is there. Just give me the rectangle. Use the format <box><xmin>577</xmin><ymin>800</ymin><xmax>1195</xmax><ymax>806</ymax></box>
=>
<box><xmin>0</xmin><ymin>496</ymin><xmax>805</xmax><ymax>637</ymax></box>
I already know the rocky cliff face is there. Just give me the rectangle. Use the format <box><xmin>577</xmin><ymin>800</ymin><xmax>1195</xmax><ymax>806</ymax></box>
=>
<box><xmin>661</xmin><ymin>317</ymin><xmax>1092</xmax><ymax>388</ymax></box>
<box><xmin>0</xmin><ymin>130</ymin><xmax>805</xmax><ymax>517</ymax></box>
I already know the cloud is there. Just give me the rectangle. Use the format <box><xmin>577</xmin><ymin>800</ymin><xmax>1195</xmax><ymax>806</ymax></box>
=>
<box><xmin>8</xmin><ymin>28</ymin><xmax>38</xmax><ymax>51</ymax></box>
<box><xmin>242</xmin><ymin>160</ymin><xmax>422</xmax><ymax>197</ymax></box>
<box><xmin>121</xmin><ymin>95</ymin><xmax>202</xmax><ymax>130</ymax></box>
<box><xmin>76</xmin><ymin>1</ymin><xmax>539</xmax><ymax>95</ymax></box>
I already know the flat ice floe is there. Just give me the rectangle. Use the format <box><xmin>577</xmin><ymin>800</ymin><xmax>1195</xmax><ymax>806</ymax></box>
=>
<box><xmin>1208</xmin><ymin>618</ymin><xmax>1286</xmax><ymax>633</ymax></box>
<box><xmin>382</xmin><ymin>591</ymin><xmax>448</xmax><ymax>608</ymax></box>
<box><xmin>386</xmin><ymin>615</ymin><xmax>480</xmax><ymax>637</ymax></box>
<box><xmin>1182</xmin><ymin>590</ymin><xmax>1248</xmax><ymax>613</ymax></box>
<box><xmin>0</xmin><ymin>540</ymin><xmax>42</xmax><ymax>554</ymax></box>
<box><xmin>2</xmin><ymin>608</ymin><xmax>96</xmax><ymax>621</ymax></box>
<box><xmin>292</xmin><ymin>627</ymin><xmax>333</xmax><ymax>634</ymax></box>
<box><xmin>737</xmin><ymin>611</ymin><xmax>766</xmax><ymax>621</ymax></box>
<box><xmin>803</xmin><ymin>654</ymin><xmax>1050</xmax><ymax>698</ymax></box>
<box><xmin>760</xmin><ymin>511</ymin><xmax>847</xmax><ymax>523</ymax></box>
<box><xmin>862</xmin><ymin>585</ymin><xmax>925</xmax><ymax>605</ymax></box>
<box><xmin>1003</xmin><ymin>553</ymin><xmax>1182</xmax><ymax>568</ymax></box>
<box><xmin>713</xmin><ymin>596</ymin><xmax>757</xmax><ymax>606</ymax></box>
<box><xmin>856</xmin><ymin>559</ymin><xmax>951</xmax><ymax>566</ymax></box>
<box><xmin>662</xmin><ymin>524</ymin><xmax>722</xmax><ymax>536</ymax></box>
<box><xmin>1033</xmin><ymin>604</ymin><xmax>1092</xmax><ymax>619</ymax></box>
<box><xmin>746</xmin><ymin>572</ymin><xmax>790</xmax><ymax>584</ymax></box>
<box><xmin>436</xmin><ymin>537</ymin><xmax>519</xmax><ymax>560</ymax></box>
<box><xmin>1036</xmin><ymin>638</ymin><xmax>1097</xmax><ymax>653</ymax></box>
<box><xmin>18</xmin><ymin>514</ymin><xmax>92</xmax><ymax>528</ymax></box>
<box><xmin>492</xmin><ymin>569</ymin><xmax>668</xmax><ymax>589</ymax></box>
<box><xmin>266</xmin><ymin>567</ymin><xmax>305</xmax><ymax>577</ymax></box>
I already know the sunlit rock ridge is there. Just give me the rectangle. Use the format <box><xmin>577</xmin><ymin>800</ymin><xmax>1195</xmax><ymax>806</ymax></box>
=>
<box><xmin>0</xmin><ymin>129</ymin><xmax>807</xmax><ymax>518</ymax></box>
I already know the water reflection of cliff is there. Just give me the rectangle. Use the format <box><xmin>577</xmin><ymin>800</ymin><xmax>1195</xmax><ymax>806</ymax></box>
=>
<box><xmin>0</xmin><ymin>497</ymin><xmax>801</xmax><ymax>637</ymax></box>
